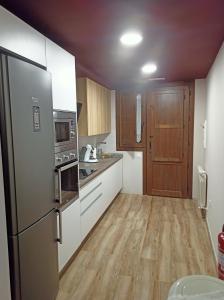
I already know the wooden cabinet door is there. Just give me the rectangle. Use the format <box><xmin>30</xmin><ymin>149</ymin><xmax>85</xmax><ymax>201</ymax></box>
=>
<box><xmin>78</xmin><ymin>78</ymin><xmax>111</xmax><ymax>136</ymax></box>
<box><xmin>116</xmin><ymin>91</ymin><xmax>146</xmax><ymax>149</ymax></box>
<box><xmin>146</xmin><ymin>87</ymin><xmax>189</xmax><ymax>198</ymax></box>
<box><xmin>87</xmin><ymin>79</ymin><xmax>99</xmax><ymax>135</ymax></box>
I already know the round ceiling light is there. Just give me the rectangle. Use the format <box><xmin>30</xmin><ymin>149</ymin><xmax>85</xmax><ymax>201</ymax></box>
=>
<box><xmin>120</xmin><ymin>31</ymin><xmax>143</xmax><ymax>47</ymax></box>
<box><xmin>141</xmin><ymin>63</ymin><xmax>157</xmax><ymax>74</ymax></box>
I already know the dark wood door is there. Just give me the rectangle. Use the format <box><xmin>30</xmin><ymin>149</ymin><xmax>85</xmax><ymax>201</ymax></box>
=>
<box><xmin>116</xmin><ymin>91</ymin><xmax>146</xmax><ymax>150</ymax></box>
<box><xmin>146</xmin><ymin>86</ymin><xmax>190</xmax><ymax>198</ymax></box>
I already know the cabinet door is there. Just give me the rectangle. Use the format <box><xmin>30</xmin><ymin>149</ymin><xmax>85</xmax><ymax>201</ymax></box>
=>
<box><xmin>116</xmin><ymin>92</ymin><xmax>146</xmax><ymax>149</ymax></box>
<box><xmin>77</xmin><ymin>78</ymin><xmax>111</xmax><ymax>136</ymax></box>
<box><xmin>58</xmin><ymin>200</ymin><xmax>81</xmax><ymax>271</ymax></box>
<box><xmin>101</xmin><ymin>86</ymin><xmax>111</xmax><ymax>134</ymax></box>
<box><xmin>101</xmin><ymin>160</ymin><xmax>123</xmax><ymax>208</ymax></box>
<box><xmin>46</xmin><ymin>39</ymin><xmax>76</xmax><ymax>111</ymax></box>
<box><xmin>87</xmin><ymin>79</ymin><xmax>99</xmax><ymax>135</ymax></box>
<box><xmin>0</xmin><ymin>6</ymin><xmax>46</xmax><ymax>66</ymax></box>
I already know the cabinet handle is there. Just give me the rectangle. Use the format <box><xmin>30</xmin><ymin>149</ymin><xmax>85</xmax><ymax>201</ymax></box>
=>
<box><xmin>81</xmin><ymin>193</ymin><xmax>103</xmax><ymax>216</ymax></box>
<box><xmin>136</xmin><ymin>94</ymin><xmax>142</xmax><ymax>143</ymax></box>
<box><xmin>80</xmin><ymin>182</ymin><xmax>102</xmax><ymax>202</ymax></box>
<box><xmin>56</xmin><ymin>209</ymin><xmax>63</xmax><ymax>244</ymax></box>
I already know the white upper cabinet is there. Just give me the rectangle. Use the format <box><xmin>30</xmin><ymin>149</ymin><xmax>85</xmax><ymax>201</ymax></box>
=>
<box><xmin>46</xmin><ymin>39</ymin><xmax>77</xmax><ymax>111</ymax></box>
<box><xmin>0</xmin><ymin>6</ymin><xmax>46</xmax><ymax>66</ymax></box>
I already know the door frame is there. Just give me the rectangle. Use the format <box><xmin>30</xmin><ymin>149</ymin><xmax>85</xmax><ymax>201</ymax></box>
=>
<box><xmin>144</xmin><ymin>81</ymin><xmax>195</xmax><ymax>198</ymax></box>
<box><xmin>115</xmin><ymin>81</ymin><xmax>195</xmax><ymax>198</ymax></box>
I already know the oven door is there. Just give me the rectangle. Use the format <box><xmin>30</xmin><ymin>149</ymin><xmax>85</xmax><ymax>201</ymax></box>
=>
<box><xmin>55</xmin><ymin>160</ymin><xmax>79</xmax><ymax>208</ymax></box>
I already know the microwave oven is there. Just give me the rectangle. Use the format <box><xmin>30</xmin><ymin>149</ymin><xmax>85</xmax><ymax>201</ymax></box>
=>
<box><xmin>53</xmin><ymin>110</ymin><xmax>77</xmax><ymax>154</ymax></box>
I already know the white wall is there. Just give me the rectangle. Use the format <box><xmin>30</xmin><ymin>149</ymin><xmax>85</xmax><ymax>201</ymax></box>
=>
<box><xmin>78</xmin><ymin>90</ymin><xmax>143</xmax><ymax>194</ymax></box>
<box><xmin>192</xmin><ymin>79</ymin><xmax>207</xmax><ymax>200</ymax></box>
<box><xmin>0</xmin><ymin>137</ymin><xmax>11</xmax><ymax>300</ymax></box>
<box><xmin>205</xmin><ymin>42</ymin><xmax>224</xmax><ymax>259</ymax></box>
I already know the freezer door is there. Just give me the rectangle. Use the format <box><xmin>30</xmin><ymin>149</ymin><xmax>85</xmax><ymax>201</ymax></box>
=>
<box><xmin>6</xmin><ymin>56</ymin><xmax>55</xmax><ymax>233</ymax></box>
<box><xmin>10</xmin><ymin>209</ymin><xmax>59</xmax><ymax>300</ymax></box>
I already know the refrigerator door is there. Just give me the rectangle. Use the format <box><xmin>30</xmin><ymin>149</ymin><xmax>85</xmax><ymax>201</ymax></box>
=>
<box><xmin>5</xmin><ymin>56</ymin><xmax>55</xmax><ymax>234</ymax></box>
<box><xmin>10</xmin><ymin>209</ymin><xmax>59</xmax><ymax>300</ymax></box>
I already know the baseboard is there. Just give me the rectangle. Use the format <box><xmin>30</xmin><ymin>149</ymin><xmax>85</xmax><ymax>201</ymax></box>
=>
<box><xmin>205</xmin><ymin>216</ymin><xmax>218</xmax><ymax>264</ymax></box>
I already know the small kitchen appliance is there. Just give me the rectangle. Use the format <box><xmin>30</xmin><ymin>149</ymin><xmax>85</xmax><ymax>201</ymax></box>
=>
<box><xmin>79</xmin><ymin>144</ymin><xmax>98</xmax><ymax>163</ymax></box>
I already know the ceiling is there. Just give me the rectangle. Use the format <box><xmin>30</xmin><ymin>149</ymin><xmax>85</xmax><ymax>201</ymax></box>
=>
<box><xmin>1</xmin><ymin>0</ymin><xmax>224</xmax><ymax>89</ymax></box>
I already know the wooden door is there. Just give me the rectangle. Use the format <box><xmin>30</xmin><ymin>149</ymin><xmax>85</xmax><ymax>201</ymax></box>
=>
<box><xmin>116</xmin><ymin>91</ymin><xmax>146</xmax><ymax>149</ymax></box>
<box><xmin>146</xmin><ymin>87</ymin><xmax>190</xmax><ymax>198</ymax></box>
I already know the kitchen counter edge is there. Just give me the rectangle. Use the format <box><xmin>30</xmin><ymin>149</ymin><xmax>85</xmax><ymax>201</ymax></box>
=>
<box><xmin>79</xmin><ymin>156</ymin><xmax>123</xmax><ymax>189</ymax></box>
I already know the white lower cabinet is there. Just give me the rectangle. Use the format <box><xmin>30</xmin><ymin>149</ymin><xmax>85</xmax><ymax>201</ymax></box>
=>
<box><xmin>80</xmin><ymin>159</ymin><xmax>123</xmax><ymax>240</ymax></box>
<box><xmin>101</xmin><ymin>159</ymin><xmax>123</xmax><ymax>208</ymax></box>
<box><xmin>58</xmin><ymin>199</ymin><xmax>81</xmax><ymax>272</ymax></box>
<box><xmin>80</xmin><ymin>177</ymin><xmax>104</xmax><ymax>239</ymax></box>
<box><xmin>58</xmin><ymin>159</ymin><xmax>123</xmax><ymax>272</ymax></box>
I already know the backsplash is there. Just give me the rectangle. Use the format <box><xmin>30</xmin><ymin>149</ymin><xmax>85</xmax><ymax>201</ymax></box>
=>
<box><xmin>78</xmin><ymin>134</ymin><xmax>109</xmax><ymax>151</ymax></box>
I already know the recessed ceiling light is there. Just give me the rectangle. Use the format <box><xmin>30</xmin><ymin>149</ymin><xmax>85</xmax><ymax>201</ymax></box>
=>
<box><xmin>120</xmin><ymin>31</ymin><xmax>143</xmax><ymax>47</ymax></box>
<box><xmin>141</xmin><ymin>63</ymin><xmax>157</xmax><ymax>74</ymax></box>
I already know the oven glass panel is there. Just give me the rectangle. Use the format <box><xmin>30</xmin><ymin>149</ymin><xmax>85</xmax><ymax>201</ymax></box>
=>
<box><xmin>61</xmin><ymin>164</ymin><xmax>79</xmax><ymax>204</ymax></box>
<box><xmin>55</xmin><ymin>122</ymin><xmax>70</xmax><ymax>143</ymax></box>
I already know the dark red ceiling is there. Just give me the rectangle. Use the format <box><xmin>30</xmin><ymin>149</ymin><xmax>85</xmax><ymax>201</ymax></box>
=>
<box><xmin>1</xmin><ymin>0</ymin><xmax>224</xmax><ymax>89</ymax></box>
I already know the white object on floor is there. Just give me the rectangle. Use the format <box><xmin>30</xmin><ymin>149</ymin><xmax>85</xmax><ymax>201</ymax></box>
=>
<box><xmin>168</xmin><ymin>291</ymin><xmax>224</xmax><ymax>299</ymax></box>
<box><xmin>168</xmin><ymin>275</ymin><xmax>224</xmax><ymax>299</ymax></box>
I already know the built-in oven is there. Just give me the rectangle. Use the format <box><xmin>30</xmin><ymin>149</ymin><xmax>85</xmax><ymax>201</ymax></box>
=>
<box><xmin>53</xmin><ymin>110</ymin><xmax>77</xmax><ymax>154</ymax></box>
<box><xmin>55</xmin><ymin>160</ymin><xmax>79</xmax><ymax>208</ymax></box>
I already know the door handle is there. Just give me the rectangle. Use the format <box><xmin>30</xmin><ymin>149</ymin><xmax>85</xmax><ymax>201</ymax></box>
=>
<box><xmin>136</xmin><ymin>94</ymin><xmax>142</xmax><ymax>143</ymax></box>
<box><xmin>55</xmin><ymin>169</ymin><xmax>62</xmax><ymax>205</ymax></box>
<box><xmin>56</xmin><ymin>209</ymin><xmax>63</xmax><ymax>244</ymax></box>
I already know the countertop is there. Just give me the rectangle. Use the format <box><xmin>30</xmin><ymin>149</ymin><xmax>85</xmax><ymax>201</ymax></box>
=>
<box><xmin>79</xmin><ymin>155</ymin><xmax>123</xmax><ymax>189</ymax></box>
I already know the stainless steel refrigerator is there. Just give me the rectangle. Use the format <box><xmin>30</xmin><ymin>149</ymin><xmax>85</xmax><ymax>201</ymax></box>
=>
<box><xmin>0</xmin><ymin>54</ymin><xmax>59</xmax><ymax>300</ymax></box>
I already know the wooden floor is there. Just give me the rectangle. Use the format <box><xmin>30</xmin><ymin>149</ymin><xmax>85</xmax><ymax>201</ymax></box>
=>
<box><xmin>57</xmin><ymin>194</ymin><xmax>217</xmax><ymax>300</ymax></box>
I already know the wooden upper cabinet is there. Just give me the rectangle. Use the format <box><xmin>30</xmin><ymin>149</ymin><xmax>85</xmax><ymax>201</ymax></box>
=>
<box><xmin>116</xmin><ymin>91</ymin><xmax>146</xmax><ymax>150</ymax></box>
<box><xmin>77</xmin><ymin>78</ymin><xmax>111</xmax><ymax>136</ymax></box>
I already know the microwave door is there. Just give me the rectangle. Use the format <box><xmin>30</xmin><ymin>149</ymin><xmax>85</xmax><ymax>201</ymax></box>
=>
<box><xmin>54</xmin><ymin>119</ymin><xmax>71</xmax><ymax>147</ymax></box>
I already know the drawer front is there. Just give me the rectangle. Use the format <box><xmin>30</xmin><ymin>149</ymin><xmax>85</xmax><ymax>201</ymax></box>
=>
<box><xmin>79</xmin><ymin>176</ymin><xmax>102</xmax><ymax>198</ymax></box>
<box><xmin>80</xmin><ymin>179</ymin><xmax>103</xmax><ymax>213</ymax></box>
<box><xmin>81</xmin><ymin>192</ymin><xmax>103</xmax><ymax>239</ymax></box>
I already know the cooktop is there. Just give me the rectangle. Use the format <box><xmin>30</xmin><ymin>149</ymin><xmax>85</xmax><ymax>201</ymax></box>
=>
<box><xmin>79</xmin><ymin>167</ymin><xmax>96</xmax><ymax>180</ymax></box>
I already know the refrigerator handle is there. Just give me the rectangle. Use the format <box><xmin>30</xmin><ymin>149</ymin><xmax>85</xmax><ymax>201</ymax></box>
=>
<box><xmin>56</xmin><ymin>209</ymin><xmax>63</xmax><ymax>244</ymax></box>
<box><xmin>55</xmin><ymin>169</ymin><xmax>62</xmax><ymax>205</ymax></box>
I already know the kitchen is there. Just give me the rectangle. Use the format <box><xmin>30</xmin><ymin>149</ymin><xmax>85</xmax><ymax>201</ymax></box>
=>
<box><xmin>0</xmin><ymin>1</ymin><xmax>224</xmax><ymax>300</ymax></box>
